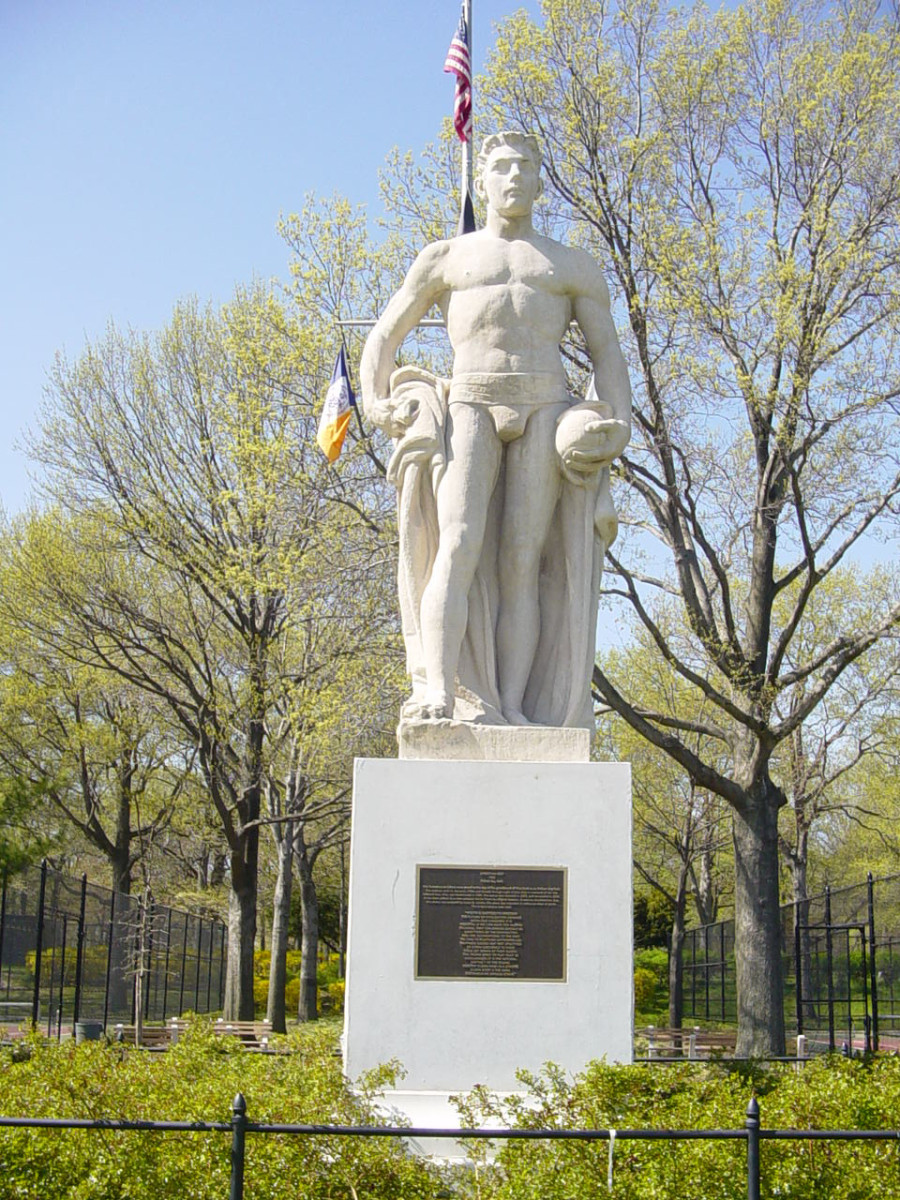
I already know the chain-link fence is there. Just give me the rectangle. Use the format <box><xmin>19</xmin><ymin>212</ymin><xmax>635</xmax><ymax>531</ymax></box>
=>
<box><xmin>683</xmin><ymin>872</ymin><xmax>900</xmax><ymax>1051</ymax></box>
<box><xmin>0</xmin><ymin>862</ymin><xmax>226</xmax><ymax>1038</ymax></box>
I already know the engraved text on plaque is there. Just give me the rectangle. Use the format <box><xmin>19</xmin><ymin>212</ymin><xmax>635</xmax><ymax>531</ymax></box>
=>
<box><xmin>416</xmin><ymin>866</ymin><xmax>566</xmax><ymax>981</ymax></box>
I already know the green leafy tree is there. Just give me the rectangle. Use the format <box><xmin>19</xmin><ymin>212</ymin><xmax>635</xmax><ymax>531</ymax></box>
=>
<box><xmin>0</xmin><ymin>776</ymin><xmax>53</xmax><ymax>877</ymax></box>
<box><xmin>598</xmin><ymin>635</ymin><xmax>731</xmax><ymax>1027</ymax></box>
<box><xmin>17</xmin><ymin>284</ymin><xmax>395</xmax><ymax>1019</ymax></box>
<box><xmin>483</xmin><ymin>0</ymin><xmax>900</xmax><ymax>1053</ymax></box>
<box><xmin>0</xmin><ymin>605</ymin><xmax>185</xmax><ymax>897</ymax></box>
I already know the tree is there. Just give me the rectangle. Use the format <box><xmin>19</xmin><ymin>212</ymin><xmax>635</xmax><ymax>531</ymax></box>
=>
<box><xmin>0</xmin><ymin>603</ymin><xmax>185</xmax><ymax>897</ymax></box>
<box><xmin>772</xmin><ymin>571</ymin><xmax>900</xmax><ymax>908</ymax></box>
<box><xmin>0</xmin><ymin>776</ymin><xmax>53</xmax><ymax>877</ymax></box>
<box><xmin>17</xmin><ymin>284</ymin><xmax>394</xmax><ymax>1019</ymax></box>
<box><xmin>598</xmin><ymin>637</ymin><xmax>731</xmax><ymax>1027</ymax></box>
<box><xmin>483</xmin><ymin>0</ymin><xmax>900</xmax><ymax>1052</ymax></box>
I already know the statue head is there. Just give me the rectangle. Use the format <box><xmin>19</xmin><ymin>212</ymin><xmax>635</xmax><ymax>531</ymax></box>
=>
<box><xmin>475</xmin><ymin>131</ymin><xmax>543</xmax><ymax>217</ymax></box>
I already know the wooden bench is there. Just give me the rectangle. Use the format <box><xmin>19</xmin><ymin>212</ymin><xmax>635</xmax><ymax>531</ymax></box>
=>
<box><xmin>108</xmin><ymin>1018</ymin><xmax>275</xmax><ymax>1051</ymax></box>
<box><xmin>637</xmin><ymin>1025</ymin><xmax>737</xmax><ymax>1059</ymax></box>
<box><xmin>0</xmin><ymin>1002</ymin><xmax>34</xmax><ymax>1027</ymax></box>
<box><xmin>112</xmin><ymin>1022</ymin><xmax>175</xmax><ymax>1049</ymax></box>
<box><xmin>212</xmin><ymin>1018</ymin><xmax>273</xmax><ymax>1050</ymax></box>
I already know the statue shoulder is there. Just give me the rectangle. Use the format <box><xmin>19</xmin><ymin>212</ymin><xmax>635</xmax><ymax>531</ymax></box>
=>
<box><xmin>409</xmin><ymin>237</ymin><xmax>453</xmax><ymax>277</ymax></box>
<box><xmin>558</xmin><ymin>242</ymin><xmax>610</xmax><ymax>306</ymax></box>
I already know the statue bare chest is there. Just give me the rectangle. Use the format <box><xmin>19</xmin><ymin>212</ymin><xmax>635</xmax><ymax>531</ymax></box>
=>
<box><xmin>444</xmin><ymin>242</ymin><xmax>572</xmax><ymax>341</ymax></box>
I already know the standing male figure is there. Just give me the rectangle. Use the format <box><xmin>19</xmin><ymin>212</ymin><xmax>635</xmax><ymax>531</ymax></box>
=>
<box><xmin>360</xmin><ymin>131</ymin><xmax>631</xmax><ymax>727</ymax></box>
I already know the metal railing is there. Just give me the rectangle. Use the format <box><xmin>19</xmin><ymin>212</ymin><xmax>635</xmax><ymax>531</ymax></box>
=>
<box><xmin>2</xmin><ymin>1094</ymin><xmax>900</xmax><ymax>1200</ymax></box>
<box><xmin>683</xmin><ymin>871</ymin><xmax>900</xmax><ymax>1051</ymax></box>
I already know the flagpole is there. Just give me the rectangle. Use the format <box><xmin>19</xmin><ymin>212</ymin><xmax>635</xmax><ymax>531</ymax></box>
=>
<box><xmin>462</xmin><ymin>0</ymin><xmax>473</xmax><ymax>202</ymax></box>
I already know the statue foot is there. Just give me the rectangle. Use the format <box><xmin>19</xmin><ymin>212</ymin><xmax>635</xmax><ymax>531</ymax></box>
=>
<box><xmin>401</xmin><ymin>692</ymin><xmax>453</xmax><ymax>721</ymax></box>
<box><xmin>502</xmin><ymin>707</ymin><xmax>534</xmax><ymax>727</ymax></box>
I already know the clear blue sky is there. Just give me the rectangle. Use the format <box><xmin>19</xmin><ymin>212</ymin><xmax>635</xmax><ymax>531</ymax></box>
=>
<box><xmin>0</xmin><ymin>0</ymin><xmax>538</xmax><ymax>515</ymax></box>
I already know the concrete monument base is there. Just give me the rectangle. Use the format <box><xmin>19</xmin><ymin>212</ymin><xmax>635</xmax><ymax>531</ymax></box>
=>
<box><xmin>342</xmin><ymin>755</ymin><xmax>632</xmax><ymax>1133</ymax></box>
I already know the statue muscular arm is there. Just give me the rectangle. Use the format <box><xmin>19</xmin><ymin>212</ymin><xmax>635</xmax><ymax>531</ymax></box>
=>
<box><xmin>360</xmin><ymin>242</ymin><xmax>450</xmax><ymax>435</ymax></box>
<box><xmin>568</xmin><ymin>254</ymin><xmax>632</xmax><ymax>466</ymax></box>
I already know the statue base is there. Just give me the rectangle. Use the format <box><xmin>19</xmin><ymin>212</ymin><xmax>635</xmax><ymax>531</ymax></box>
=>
<box><xmin>342</xmin><ymin>755</ymin><xmax>633</xmax><ymax>1145</ymax></box>
<box><xmin>398</xmin><ymin>719</ymin><xmax>590</xmax><ymax>762</ymax></box>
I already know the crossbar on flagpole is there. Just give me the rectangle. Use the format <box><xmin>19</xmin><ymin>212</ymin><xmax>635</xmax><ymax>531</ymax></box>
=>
<box><xmin>336</xmin><ymin>318</ymin><xmax>446</xmax><ymax>328</ymax></box>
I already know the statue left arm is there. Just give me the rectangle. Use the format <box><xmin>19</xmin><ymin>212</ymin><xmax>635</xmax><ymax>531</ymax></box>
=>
<box><xmin>572</xmin><ymin>265</ymin><xmax>632</xmax><ymax>436</ymax></box>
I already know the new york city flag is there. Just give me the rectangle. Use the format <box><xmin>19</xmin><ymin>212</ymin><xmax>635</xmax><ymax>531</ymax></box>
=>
<box><xmin>316</xmin><ymin>346</ymin><xmax>356</xmax><ymax>463</ymax></box>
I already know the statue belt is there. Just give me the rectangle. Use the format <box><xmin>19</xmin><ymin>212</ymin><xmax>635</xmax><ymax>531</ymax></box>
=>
<box><xmin>448</xmin><ymin>372</ymin><xmax>568</xmax><ymax>407</ymax></box>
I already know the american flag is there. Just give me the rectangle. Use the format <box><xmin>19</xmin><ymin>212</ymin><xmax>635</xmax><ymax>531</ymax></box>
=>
<box><xmin>444</xmin><ymin>12</ymin><xmax>472</xmax><ymax>143</ymax></box>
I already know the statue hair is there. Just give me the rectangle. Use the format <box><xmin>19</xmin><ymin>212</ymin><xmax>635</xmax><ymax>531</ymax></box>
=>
<box><xmin>476</xmin><ymin>131</ymin><xmax>543</xmax><ymax>181</ymax></box>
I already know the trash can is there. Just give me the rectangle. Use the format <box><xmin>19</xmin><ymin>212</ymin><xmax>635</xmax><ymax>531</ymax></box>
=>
<box><xmin>74</xmin><ymin>1020</ymin><xmax>104</xmax><ymax>1044</ymax></box>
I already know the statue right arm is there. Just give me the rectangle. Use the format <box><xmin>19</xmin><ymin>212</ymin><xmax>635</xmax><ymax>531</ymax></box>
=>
<box><xmin>360</xmin><ymin>243</ymin><xmax>449</xmax><ymax>434</ymax></box>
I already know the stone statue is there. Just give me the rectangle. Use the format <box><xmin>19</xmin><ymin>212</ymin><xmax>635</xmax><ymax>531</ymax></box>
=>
<box><xmin>360</xmin><ymin>131</ymin><xmax>631</xmax><ymax>730</ymax></box>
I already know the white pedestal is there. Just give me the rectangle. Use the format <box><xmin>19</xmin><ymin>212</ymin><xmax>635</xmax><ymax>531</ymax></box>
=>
<box><xmin>343</xmin><ymin>757</ymin><xmax>632</xmax><ymax>1120</ymax></box>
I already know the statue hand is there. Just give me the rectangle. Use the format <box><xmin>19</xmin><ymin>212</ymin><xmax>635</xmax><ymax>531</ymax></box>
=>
<box><xmin>556</xmin><ymin>410</ymin><xmax>629</xmax><ymax>485</ymax></box>
<box><xmin>369</xmin><ymin>395</ymin><xmax>420</xmax><ymax>439</ymax></box>
<box><xmin>566</xmin><ymin>417</ymin><xmax>630</xmax><ymax>470</ymax></box>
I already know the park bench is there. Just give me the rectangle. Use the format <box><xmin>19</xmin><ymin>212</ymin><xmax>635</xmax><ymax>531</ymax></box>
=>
<box><xmin>0</xmin><ymin>1002</ymin><xmax>35</xmax><ymax>1029</ymax></box>
<box><xmin>213</xmin><ymin>1018</ymin><xmax>273</xmax><ymax>1050</ymax></box>
<box><xmin>112</xmin><ymin>1023</ymin><xmax>173</xmax><ymax>1050</ymax></box>
<box><xmin>637</xmin><ymin>1025</ymin><xmax>737</xmax><ymax>1059</ymax></box>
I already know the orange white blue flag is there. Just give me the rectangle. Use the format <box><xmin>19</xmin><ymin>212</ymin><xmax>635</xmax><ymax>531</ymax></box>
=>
<box><xmin>317</xmin><ymin>346</ymin><xmax>356</xmax><ymax>463</ymax></box>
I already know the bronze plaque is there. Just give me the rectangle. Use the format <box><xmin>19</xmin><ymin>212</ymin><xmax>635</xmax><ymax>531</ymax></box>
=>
<box><xmin>415</xmin><ymin>866</ymin><xmax>567</xmax><ymax>981</ymax></box>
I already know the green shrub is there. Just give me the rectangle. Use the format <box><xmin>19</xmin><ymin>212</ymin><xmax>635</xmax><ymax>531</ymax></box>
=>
<box><xmin>0</xmin><ymin>1021</ymin><xmax>438</xmax><ymax>1199</ymax></box>
<box><xmin>252</xmin><ymin>950</ymin><xmax>344</xmax><ymax>1018</ymax></box>
<box><xmin>458</xmin><ymin>1056</ymin><xmax>900</xmax><ymax>1200</ymax></box>
<box><xmin>633</xmin><ymin>966</ymin><xmax>657</xmax><ymax>1010</ymax></box>
<box><xmin>4</xmin><ymin>1029</ymin><xmax>900</xmax><ymax>1197</ymax></box>
<box><xmin>633</xmin><ymin>946</ymin><xmax>668</xmax><ymax>1016</ymax></box>
<box><xmin>24</xmin><ymin>946</ymin><xmax>109</xmax><ymax>987</ymax></box>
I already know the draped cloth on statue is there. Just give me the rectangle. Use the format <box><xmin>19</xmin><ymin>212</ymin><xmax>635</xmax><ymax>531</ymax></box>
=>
<box><xmin>387</xmin><ymin>366</ymin><xmax>618</xmax><ymax>730</ymax></box>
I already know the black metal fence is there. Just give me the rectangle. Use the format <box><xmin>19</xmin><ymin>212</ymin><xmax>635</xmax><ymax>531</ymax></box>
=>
<box><xmin>684</xmin><ymin>872</ymin><xmax>900</xmax><ymax>1051</ymax></box>
<box><xmin>0</xmin><ymin>861</ymin><xmax>227</xmax><ymax>1036</ymax></box>
<box><xmin>4</xmin><ymin>1093</ymin><xmax>900</xmax><ymax>1200</ymax></box>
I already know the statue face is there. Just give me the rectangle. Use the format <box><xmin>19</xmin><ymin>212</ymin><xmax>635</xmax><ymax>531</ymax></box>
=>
<box><xmin>480</xmin><ymin>146</ymin><xmax>541</xmax><ymax>218</ymax></box>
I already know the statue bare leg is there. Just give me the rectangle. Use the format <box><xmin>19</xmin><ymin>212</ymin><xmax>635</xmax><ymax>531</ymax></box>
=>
<box><xmin>496</xmin><ymin>403</ymin><xmax>568</xmax><ymax>724</ymax></box>
<box><xmin>417</xmin><ymin>404</ymin><xmax>502</xmax><ymax>718</ymax></box>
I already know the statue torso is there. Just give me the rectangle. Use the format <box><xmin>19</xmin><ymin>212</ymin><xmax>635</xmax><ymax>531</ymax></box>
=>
<box><xmin>442</xmin><ymin>232</ymin><xmax>577</xmax><ymax>377</ymax></box>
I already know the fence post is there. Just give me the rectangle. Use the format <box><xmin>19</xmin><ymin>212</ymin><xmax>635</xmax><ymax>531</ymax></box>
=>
<box><xmin>867</xmin><ymin>872</ymin><xmax>879</xmax><ymax>1052</ymax></box>
<box><xmin>54</xmin><ymin>913</ymin><xmax>68</xmax><ymax>1040</ymax></box>
<box><xmin>219</xmin><ymin>922</ymin><xmax>227</xmax><ymax>1009</ymax></box>
<box><xmin>824</xmin><ymin>887</ymin><xmax>835</xmax><ymax>1052</ymax></box>
<box><xmin>161</xmin><ymin>908</ymin><xmax>173</xmax><ymax>1020</ymax></box>
<box><xmin>102</xmin><ymin>888</ymin><xmax>116</xmax><ymax>1032</ymax></box>
<box><xmin>745</xmin><ymin>1095</ymin><xmax>760</xmax><ymax>1200</ymax></box>
<box><xmin>796</xmin><ymin>1033</ymin><xmax>807</xmax><ymax>1070</ymax></box>
<box><xmin>0</xmin><ymin>871</ymin><xmax>7</xmax><ymax>999</ymax></box>
<box><xmin>206</xmin><ymin>917</ymin><xmax>215</xmax><ymax>1012</ymax></box>
<box><xmin>794</xmin><ymin>899</ymin><xmax>803</xmax><ymax>1036</ymax></box>
<box><xmin>178</xmin><ymin>914</ymin><xmax>189</xmax><ymax>1018</ymax></box>
<box><xmin>230</xmin><ymin>1092</ymin><xmax>247</xmax><ymax>1200</ymax></box>
<box><xmin>31</xmin><ymin>860</ymin><xmax>48</xmax><ymax>1029</ymax></box>
<box><xmin>72</xmin><ymin>874</ymin><xmax>88</xmax><ymax>1028</ymax></box>
<box><xmin>194</xmin><ymin>917</ymin><xmax>203</xmax><ymax>1012</ymax></box>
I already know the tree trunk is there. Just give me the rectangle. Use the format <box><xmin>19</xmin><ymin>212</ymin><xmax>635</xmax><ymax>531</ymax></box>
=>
<box><xmin>223</xmin><ymin>872</ymin><xmax>257</xmax><ymax>1020</ymax></box>
<box><xmin>266</xmin><ymin>822</ymin><xmax>294</xmax><ymax>1033</ymax></box>
<box><xmin>222</xmin><ymin>677</ymin><xmax>264</xmax><ymax>1021</ymax></box>
<box><xmin>668</xmin><ymin>861</ymin><xmax>690</xmax><ymax>1031</ymax></box>
<box><xmin>732</xmin><ymin>792</ymin><xmax>786</xmax><ymax>1056</ymax></box>
<box><xmin>107</xmin><ymin>845</ymin><xmax>132</xmax><ymax>1016</ymax></box>
<box><xmin>693</xmin><ymin>830</ymin><xmax>719</xmax><ymax>927</ymax></box>
<box><xmin>295</xmin><ymin>829</ymin><xmax>319</xmax><ymax>1023</ymax></box>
